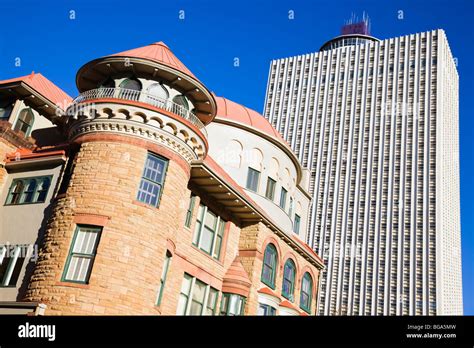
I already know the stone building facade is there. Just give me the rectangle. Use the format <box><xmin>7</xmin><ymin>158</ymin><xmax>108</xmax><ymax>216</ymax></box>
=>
<box><xmin>0</xmin><ymin>42</ymin><xmax>323</xmax><ymax>315</ymax></box>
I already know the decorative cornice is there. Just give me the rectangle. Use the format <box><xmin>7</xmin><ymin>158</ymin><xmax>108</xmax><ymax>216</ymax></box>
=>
<box><xmin>64</xmin><ymin>103</ymin><xmax>207</xmax><ymax>163</ymax></box>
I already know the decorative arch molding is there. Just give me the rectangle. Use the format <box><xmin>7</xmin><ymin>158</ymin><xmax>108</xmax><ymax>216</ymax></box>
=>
<box><xmin>299</xmin><ymin>266</ymin><xmax>318</xmax><ymax>301</ymax></box>
<box><xmin>166</xmin><ymin>239</ymin><xmax>177</xmax><ymax>255</ymax></box>
<box><xmin>65</xmin><ymin>103</ymin><xmax>207</xmax><ymax>162</ymax></box>
<box><xmin>261</xmin><ymin>235</ymin><xmax>283</xmax><ymax>266</ymax></box>
<box><xmin>281</xmin><ymin>252</ymin><xmax>300</xmax><ymax>281</ymax></box>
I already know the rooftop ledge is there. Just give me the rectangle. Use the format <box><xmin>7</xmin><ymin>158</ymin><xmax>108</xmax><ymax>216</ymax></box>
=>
<box><xmin>68</xmin><ymin>87</ymin><xmax>207</xmax><ymax>137</ymax></box>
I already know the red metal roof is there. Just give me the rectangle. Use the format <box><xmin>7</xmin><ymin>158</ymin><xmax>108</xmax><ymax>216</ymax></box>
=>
<box><xmin>215</xmin><ymin>96</ymin><xmax>286</xmax><ymax>143</ymax></box>
<box><xmin>110</xmin><ymin>41</ymin><xmax>197</xmax><ymax>80</ymax></box>
<box><xmin>279</xmin><ymin>300</ymin><xmax>299</xmax><ymax>311</ymax></box>
<box><xmin>0</xmin><ymin>72</ymin><xmax>72</xmax><ymax>109</ymax></box>
<box><xmin>257</xmin><ymin>286</ymin><xmax>281</xmax><ymax>299</ymax></box>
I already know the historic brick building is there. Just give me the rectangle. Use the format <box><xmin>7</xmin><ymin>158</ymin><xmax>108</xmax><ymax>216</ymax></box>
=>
<box><xmin>0</xmin><ymin>42</ymin><xmax>323</xmax><ymax>315</ymax></box>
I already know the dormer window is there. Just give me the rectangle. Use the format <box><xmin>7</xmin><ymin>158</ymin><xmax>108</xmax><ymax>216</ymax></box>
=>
<box><xmin>13</xmin><ymin>108</ymin><xmax>34</xmax><ymax>136</ymax></box>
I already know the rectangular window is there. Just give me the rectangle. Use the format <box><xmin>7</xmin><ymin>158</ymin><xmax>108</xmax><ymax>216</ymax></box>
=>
<box><xmin>62</xmin><ymin>225</ymin><xmax>102</xmax><ymax>284</ymax></box>
<box><xmin>279</xmin><ymin>187</ymin><xmax>287</xmax><ymax>209</ymax></box>
<box><xmin>220</xmin><ymin>293</ymin><xmax>246</xmax><ymax>316</ymax></box>
<box><xmin>176</xmin><ymin>273</ymin><xmax>218</xmax><ymax>316</ymax></box>
<box><xmin>265</xmin><ymin>177</ymin><xmax>276</xmax><ymax>200</ymax></box>
<box><xmin>5</xmin><ymin>176</ymin><xmax>52</xmax><ymax>205</ymax></box>
<box><xmin>0</xmin><ymin>245</ymin><xmax>28</xmax><ymax>287</ymax></box>
<box><xmin>156</xmin><ymin>251</ymin><xmax>172</xmax><ymax>306</ymax></box>
<box><xmin>258</xmin><ymin>304</ymin><xmax>276</xmax><ymax>316</ymax></box>
<box><xmin>192</xmin><ymin>204</ymin><xmax>226</xmax><ymax>260</ymax></box>
<box><xmin>293</xmin><ymin>214</ymin><xmax>301</xmax><ymax>234</ymax></box>
<box><xmin>289</xmin><ymin>197</ymin><xmax>294</xmax><ymax>216</ymax></box>
<box><xmin>246</xmin><ymin>167</ymin><xmax>260</xmax><ymax>192</ymax></box>
<box><xmin>184</xmin><ymin>194</ymin><xmax>196</xmax><ymax>228</ymax></box>
<box><xmin>137</xmin><ymin>153</ymin><xmax>168</xmax><ymax>207</ymax></box>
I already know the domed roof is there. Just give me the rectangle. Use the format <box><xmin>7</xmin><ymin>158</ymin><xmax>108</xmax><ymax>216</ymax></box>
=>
<box><xmin>110</xmin><ymin>41</ymin><xmax>197</xmax><ymax>80</ymax></box>
<box><xmin>215</xmin><ymin>96</ymin><xmax>285</xmax><ymax>143</ymax></box>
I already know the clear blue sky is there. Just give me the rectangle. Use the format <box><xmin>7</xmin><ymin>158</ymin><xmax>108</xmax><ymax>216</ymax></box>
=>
<box><xmin>0</xmin><ymin>0</ymin><xmax>472</xmax><ymax>314</ymax></box>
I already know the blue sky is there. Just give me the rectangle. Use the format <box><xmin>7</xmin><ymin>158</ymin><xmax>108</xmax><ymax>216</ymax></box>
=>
<box><xmin>0</xmin><ymin>0</ymin><xmax>472</xmax><ymax>314</ymax></box>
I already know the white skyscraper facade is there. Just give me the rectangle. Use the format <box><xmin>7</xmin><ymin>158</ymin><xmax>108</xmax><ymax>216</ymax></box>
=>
<box><xmin>263</xmin><ymin>25</ymin><xmax>462</xmax><ymax>315</ymax></box>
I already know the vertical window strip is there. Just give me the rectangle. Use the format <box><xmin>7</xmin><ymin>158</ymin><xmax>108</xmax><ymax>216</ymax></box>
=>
<box><xmin>246</xmin><ymin>167</ymin><xmax>260</xmax><ymax>192</ymax></box>
<box><xmin>265</xmin><ymin>177</ymin><xmax>276</xmax><ymax>200</ymax></box>
<box><xmin>294</xmin><ymin>214</ymin><xmax>301</xmax><ymax>234</ymax></box>
<box><xmin>280</xmin><ymin>187</ymin><xmax>288</xmax><ymax>209</ymax></box>
<box><xmin>156</xmin><ymin>251</ymin><xmax>172</xmax><ymax>306</ymax></box>
<box><xmin>184</xmin><ymin>194</ymin><xmax>196</xmax><ymax>228</ymax></box>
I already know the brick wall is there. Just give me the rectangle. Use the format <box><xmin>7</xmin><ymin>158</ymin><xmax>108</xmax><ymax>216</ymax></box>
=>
<box><xmin>23</xmin><ymin>139</ymin><xmax>190</xmax><ymax>314</ymax></box>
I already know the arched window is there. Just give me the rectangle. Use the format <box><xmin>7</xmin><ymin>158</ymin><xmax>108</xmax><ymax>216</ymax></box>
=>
<box><xmin>282</xmin><ymin>259</ymin><xmax>296</xmax><ymax>300</ymax></box>
<box><xmin>119</xmin><ymin>78</ymin><xmax>142</xmax><ymax>100</ymax></box>
<box><xmin>7</xmin><ymin>180</ymin><xmax>24</xmax><ymax>205</ymax></box>
<box><xmin>172</xmin><ymin>94</ymin><xmax>189</xmax><ymax>111</ymax></box>
<box><xmin>300</xmin><ymin>272</ymin><xmax>313</xmax><ymax>313</ymax></box>
<box><xmin>261</xmin><ymin>243</ymin><xmax>278</xmax><ymax>288</ymax></box>
<box><xmin>22</xmin><ymin>179</ymin><xmax>37</xmax><ymax>204</ymax></box>
<box><xmin>148</xmin><ymin>83</ymin><xmax>169</xmax><ymax>100</ymax></box>
<box><xmin>35</xmin><ymin>177</ymin><xmax>51</xmax><ymax>202</ymax></box>
<box><xmin>99</xmin><ymin>78</ymin><xmax>115</xmax><ymax>88</ymax></box>
<box><xmin>13</xmin><ymin>108</ymin><xmax>34</xmax><ymax>136</ymax></box>
<box><xmin>119</xmin><ymin>78</ymin><xmax>142</xmax><ymax>91</ymax></box>
<box><xmin>147</xmin><ymin>83</ymin><xmax>169</xmax><ymax>107</ymax></box>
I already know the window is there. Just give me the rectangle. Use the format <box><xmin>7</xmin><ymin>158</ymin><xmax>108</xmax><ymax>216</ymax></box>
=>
<box><xmin>300</xmin><ymin>272</ymin><xmax>313</xmax><ymax>313</ymax></box>
<box><xmin>156</xmin><ymin>251</ymin><xmax>172</xmax><ymax>306</ymax></box>
<box><xmin>0</xmin><ymin>101</ymin><xmax>12</xmax><ymax>120</ymax></box>
<box><xmin>279</xmin><ymin>187</ymin><xmax>288</xmax><ymax>209</ymax></box>
<box><xmin>289</xmin><ymin>197</ymin><xmax>294</xmax><ymax>216</ymax></box>
<box><xmin>119</xmin><ymin>78</ymin><xmax>142</xmax><ymax>100</ymax></box>
<box><xmin>246</xmin><ymin>167</ymin><xmax>260</xmax><ymax>192</ymax></box>
<box><xmin>220</xmin><ymin>293</ymin><xmax>246</xmax><ymax>316</ymax></box>
<box><xmin>184</xmin><ymin>194</ymin><xmax>196</xmax><ymax>228</ymax></box>
<box><xmin>172</xmin><ymin>95</ymin><xmax>189</xmax><ymax>111</ymax></box>
<box><xmin>0</xmin><ymin>245</ymin><xmax>28</xmax><ymax>287</ymax></box>
<box><xmin>147</xmin><ymin>83</ymin><xmax>169</xmax><ymax>101</ymax></box>
<box><xmin>282</xmin><ymin>259</ymin><xmax>296</xmax><ymax>301</ymax></box>
<box><xmin>177</xmin><ymin>274</ymin><xmax>218</xmax><ymax>315</ymax></box>
<box><xmin>192</xmin><ymin>204</ymin><xmax>226</xmax><ymax>259</ymax></box>
<box><xmin>258</xmin><ymin>304</ymin><xmax>276</xmax><ymax>316</ymax></box>
<box><xmin>5</xmin><ymin>176</ymin><xmax>52</xmax><ymax>205</ymax></box>
<box><xmin>137</xmin><ymin>153</ymin><xmax>168</xmax><ymax>207</ymax></box>
<box><xmin>265</xmin><ymin>177</ymin><xmax>276</xmax><ymax>200</ymax></box>
<box><xmin>99</xmin><ymin>78</ymin><xmax>115</xmax><ymax>88</ymax></box>
<box><xmin>119</xmin><ymin>78</ymin><xmax>142</xmax><ymax>91</ymax></box>
<box><xmin>261</xmin><ymin>244</ymin><xmax>278</xmax><ymax>288</ymax></box>
<box><xmin>13</xmin><ymin>108</ymin><xmax>34</xmax><ymax>136</ymax></box>
<box><xmin>293</xmin><ymin>214</ymin><xmax>301</xmax><ymax>234</ymax></box>
<box><xmin>62</xmin><ymin>225</ymin><xmax>102</xmax><ymax>283</ymax></box>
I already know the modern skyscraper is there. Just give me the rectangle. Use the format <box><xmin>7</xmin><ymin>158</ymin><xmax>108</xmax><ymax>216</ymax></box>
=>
<box><xmin>263</xmin><ymin>20</ymin><xmax>462</xmax><ymax>315</ymax></box>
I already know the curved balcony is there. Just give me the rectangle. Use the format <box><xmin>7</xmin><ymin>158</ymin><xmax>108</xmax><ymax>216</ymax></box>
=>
<box><xmin>70</xmin><ymin>87</ymin><xmax>207</xmax><ymax>137</ymax></box>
